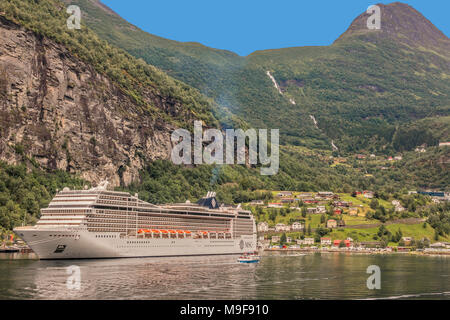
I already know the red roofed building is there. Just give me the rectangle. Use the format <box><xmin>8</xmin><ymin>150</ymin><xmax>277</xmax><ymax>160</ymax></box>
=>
<box><xmin>333</xmin><ymin>240</ymin><xmax>351</xmax><ymax>247</ymax></box>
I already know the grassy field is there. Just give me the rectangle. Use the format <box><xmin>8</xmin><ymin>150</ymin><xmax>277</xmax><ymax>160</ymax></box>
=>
<box><xmin>324</xmin><ymin>223</ymin><xmax>450</xmax><ymax>243</ymax></box>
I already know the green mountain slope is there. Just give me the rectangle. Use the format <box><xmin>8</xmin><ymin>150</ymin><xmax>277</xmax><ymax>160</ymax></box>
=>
<box><xmin>69</xmin><ymin>1</ymin><xmax>450</xmax><ymax>153</ymax></box>
<box><xmin>0</xmin><ymin>0</ymin><xmax>219</xmax><ymax>128</ymax></box>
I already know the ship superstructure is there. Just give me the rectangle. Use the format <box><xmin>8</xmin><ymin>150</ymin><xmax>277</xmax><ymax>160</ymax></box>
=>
<box><xmin>14</xmin><ymin>183</ymin><xmax>256</xmax><ymax>259</ymax></box>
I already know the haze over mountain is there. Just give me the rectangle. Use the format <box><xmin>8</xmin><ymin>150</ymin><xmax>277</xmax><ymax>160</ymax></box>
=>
<box><xmin>63</xmin><ymin>0</ymin><xmax>450</xmax><ymax>153</ymax></box>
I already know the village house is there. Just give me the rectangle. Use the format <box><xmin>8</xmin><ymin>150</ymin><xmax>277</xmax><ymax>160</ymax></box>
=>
<box><xmin>297</xmin><ymin>237</ymin><xmax>314</xmax><ymax>245</ymax></box>
<box><xmin>370</xmin><ymin>154</ymin><xmax>376</xmax><ymax>158</ymax></box>
<box><xmin>394</xmin><ymin>155</ymin><xmax>403</xmax><ymax>161</ymax></box>
<box><xmin>303</xmin><ymin>198</ymin><xmax>319</xmax><ymax>204</ymax></box>
<box><xmin>430</xmin><ymin>242</ymin><xmax>446</xmax><ymax>248</ymax></box>
<box><xmin>359</xmin><ymin>241</ymin><xmax>382</xmax><ymax>248</ymax></box>
<box><xmin>333</xmin><ymin>208</ymin><xmax>342</xmax><ymax>215</ymax></box>
<box><xmin>280</xmin><ymin>198</ymin><xmax>295</xmax><ymax>203</ymax></box>
<box><xmin>415</xmin><ymin>147</ymin><xmax>426</xmax><ymax>153</ymax></box>
<box><xmin>298</xmin><ymin>193</ymin><xmax>314</xmax><ymax>198</ymax></box>
<box><xmin>291</xmin><ymin>222</ymin><xmax>304</xmax><ymax>231</ymax></box>
<box><xmin>326</xmin><ymin>219</ymin><xmax>337</xmax><ymax>228</ymax></box>
<box><xmin>337</xmin><ymin>220</ymin><xmax>346</xmax><ymax>227</ymax></box>
<box><xmin>286</xmin><ymin>237</ymin><xmax>292</xmax><ymax>243</ymax></box>
<box><xmin>257</xmin><ymin>222</ymin><xmax>269</xmax><ymax>232</ymax></box>
<box><xmin>439</xmin><ymin>142</ymin><xmax>450</xmax><ymax>147</ymax></box>
<box><xmin>356</xmin><ymin>154</ymin><xmax>366</xmax><ymax>159</ymax></box>
<box><xmin>333</xmin><ymin>240</ymin><xmax>351</xmax><ymax>247</ymax></box>
<box><xmin>401</xmin><ymin>237</ymin><xmax>413</xmax><ymax>246</ymax></box>
<box><xmin>348</xmin><ymin>207</ymin><xmax>358</xmax><ymax>216</ymax></box>
<box><xmin>277</xmin><ymin>191</ymin><xmax>293</xmax><ymax>197</ymax></box>
<box><xmin>334</xmin><ymin>201</ymin><xmax>352</xmax><ymax>208</ymax></box>
<box><xmin>321</xmin><ymin>237</ymin><xmax>332</xmax><ymax>246</ymax></box>
<box><xmin>317</xmin><ymin>191</ymin><xmax>334</xmax><ymax>197</ymax></box>
<box><xmin>275</xmin><ymin>223</ymin><xmax>290</xmax><ymax>232</ymax></box>
<box><xmin>268</xmin><ymin>202</ymin><xmax>283</xmax><ymax>208</ymax></box>
<box><xmin>316</xmin><ymin>206</ymin><xmax>326</xmax><ymax>213</ymax></box>
<box><xmin>250</xmin><ymin>200</ymin><xmax>264</xmax><ymax>205</ymax></box>
<box><xmin>271</xmin><ymin>236</ymin><xmax>280</xmax><ymax>243</ymax></box>
<box><xmin>392</xmin><ymin>200</ymin><xmax>405</xmax><ymax>212</ymax></box>
<box><xmin>363</xmin><ymin>191</ymin><xmax>374</xmax><ymax>199</ymax></box>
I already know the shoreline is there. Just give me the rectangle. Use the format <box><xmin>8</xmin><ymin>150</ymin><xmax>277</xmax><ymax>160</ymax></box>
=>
<box><xmin>264</xmin><ymin>248</ymin><xmax>450</xmax><ymax>256</ymax></box>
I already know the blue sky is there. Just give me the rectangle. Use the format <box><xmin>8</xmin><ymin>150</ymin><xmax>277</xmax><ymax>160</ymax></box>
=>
<box><xmin>102</xmin><ymin>0</ymin><xmax>450</xmax><ymax>56</ymax></box>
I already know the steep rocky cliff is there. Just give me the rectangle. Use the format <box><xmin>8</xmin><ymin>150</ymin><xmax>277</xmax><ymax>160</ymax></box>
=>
<box><xmin>0</xmin><ymin>16</ymin><xmax>177</xmax><ymax>187</ymax></box>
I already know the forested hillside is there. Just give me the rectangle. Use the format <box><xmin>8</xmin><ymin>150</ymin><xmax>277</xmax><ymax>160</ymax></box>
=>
<box><xmin>68</xmin><ymin>1</ymin><xmax>449</xmax><ymax>153</ymax></box>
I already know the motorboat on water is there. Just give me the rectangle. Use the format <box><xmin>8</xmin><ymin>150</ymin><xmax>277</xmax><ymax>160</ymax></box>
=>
<box><xmin>238</xmin><ymin>252</ymin><xmax>261</xmax><ymax>263</ymax></box>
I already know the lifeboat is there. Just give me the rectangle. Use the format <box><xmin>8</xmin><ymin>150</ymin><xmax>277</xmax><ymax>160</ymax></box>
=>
<box><xmin>151</xmin><ymin>229</ymin><xmax>160</xmax><ymax>233</ymax></box>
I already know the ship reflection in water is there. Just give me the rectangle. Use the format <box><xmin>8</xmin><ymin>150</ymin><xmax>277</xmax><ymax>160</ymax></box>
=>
<box><xmin>0</xmin><ymin>252</ymin><xmax>449</xmax><ymax>300</ymax></box>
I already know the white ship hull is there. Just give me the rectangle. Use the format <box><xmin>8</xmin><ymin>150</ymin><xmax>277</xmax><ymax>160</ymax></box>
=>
<box><xmin>15</xmin><ymin>227</ymin><xmax>257</xmax><ymax>260</ymax></box>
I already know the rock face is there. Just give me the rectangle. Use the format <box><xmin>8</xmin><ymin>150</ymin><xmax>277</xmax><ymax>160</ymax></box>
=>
<box><xmin>0</xmin><ymin>16</ymin><xmax>176</xmax><ymax>187</ymax></box>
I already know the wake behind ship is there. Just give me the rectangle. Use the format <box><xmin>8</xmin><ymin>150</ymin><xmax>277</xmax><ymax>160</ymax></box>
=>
<box><xmin>14</xmin><ymin>182</ymin><xmax>256</xmax><ymax>259</ymax></box>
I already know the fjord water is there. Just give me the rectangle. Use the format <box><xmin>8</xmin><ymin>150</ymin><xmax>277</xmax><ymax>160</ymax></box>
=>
<box><xmin>0</xmin><ymin>252</ymin><xmax>449</xmax><ymax>300</ymax></box>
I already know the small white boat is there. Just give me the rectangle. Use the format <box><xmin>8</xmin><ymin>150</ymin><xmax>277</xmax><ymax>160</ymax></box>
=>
<box><xmin>238</xmin><ymin>253</ymin><xmax>260</xmax><ymax>263</ymax></box>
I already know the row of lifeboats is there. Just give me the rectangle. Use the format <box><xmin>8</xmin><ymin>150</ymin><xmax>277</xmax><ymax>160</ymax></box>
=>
<box><xmin>137</xmin><ymin>229</ymin><xmax>192</xmax><ymax>234</ymax></box>
<box><xmin>136</xmin><ymin>229</ymin><xmax>232</xmax><ymax>239</ymax></box>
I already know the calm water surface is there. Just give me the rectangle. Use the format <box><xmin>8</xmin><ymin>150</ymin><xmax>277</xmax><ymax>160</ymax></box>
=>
<box><xmin>0</xmin><ymin>252</ymin><xmax>449</xmax><ymax>300</ymax></box>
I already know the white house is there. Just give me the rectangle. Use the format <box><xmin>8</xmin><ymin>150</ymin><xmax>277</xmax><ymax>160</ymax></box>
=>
<box><xmin>271</xmin><ymin>236</ymin><xmax>280</xmax><ymax>243</ymax></box>
<box><xmin>277</xmin><ymin>191</ymin><xmax>293</xmax><ymax>197</ymax></box>
<box><xmin>257</xmin><ymin>222</ymin><xmax>269</xmax><ymax>232</ymax></box>
<box><xmin>321</xmin><ymin>237</ymin><xmax>332</xmax><ymax>246</ymax></box>
<box><xmin>363</xmin><ymin>191</ymin><xmax>374</xmax><ymax>199</ymax></box>
<box><xmin>291</xmin><ymin>222</ymin><xmax>304</xmax><ymax>230</ymax></box>
<box><xmin>275</xmin><ymin>223</ymin><xmax>290</xmax><ymax>232</ymax></box>
<box><xmin>392</xmin><ymin>200</ymin><xmax>406</xmax><ymax>212</ymax></box>
<box><xmin>268</xmin><ymin>203</ymin><xmax>283</xmax><ymax>208</ymax></box>
<box><xmin>303</xmin><ymin>238</ymin><xmax>314</xmax><ymax>245</ymax></box>
<box><xmin>316</xmin><ymin>206</ymin><xmax>326</xmax><ymax>213</ymax></box>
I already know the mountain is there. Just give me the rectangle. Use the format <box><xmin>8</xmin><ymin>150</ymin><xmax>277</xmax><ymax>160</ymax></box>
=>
<box><xmin>335</xmin><ymin>2</ymin><xmax>450</xmax><ymax>54</ymax></box>
<box><xmin>0</xmin><ymin>0</ymin><xmax>220</xmax><ymax>186</ymax></box>
<box><xmin>0</xmin><ymin>0</ymin><xmax>448</xmax><ymax>234</ymax></box>
<box><xmin>69</xmin><ymin>1</ymin><xmax>450</xmax><ymax>153</ymax></box>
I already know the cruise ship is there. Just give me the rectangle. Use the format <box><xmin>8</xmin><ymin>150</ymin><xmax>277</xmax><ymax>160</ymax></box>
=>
<box><xmin>14</xmin><ymin>182</ymin><xmax>256</xmax><ymax>259</ymax></box>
